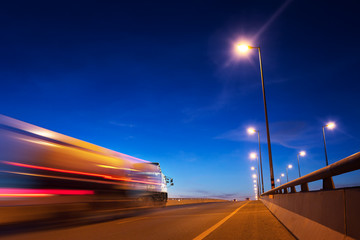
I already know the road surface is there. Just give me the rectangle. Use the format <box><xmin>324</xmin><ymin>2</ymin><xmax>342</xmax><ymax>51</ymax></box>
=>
<box><xmin>0</xmin><ymin>201</ymin><xmax>295</xmax><ymax>240</ymax></box>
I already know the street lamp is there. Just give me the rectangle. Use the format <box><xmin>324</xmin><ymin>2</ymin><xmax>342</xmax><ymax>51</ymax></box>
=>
<box><xmin>247</xmin><ymin>127</ymin><xmax>264</xmax><ymax>194</ymax></box>
<box><xmin>297</xmin><ymin>151</ymin><xmax>306</xmax><ymax>177</ymax></box>
<box><xmin>250</xmin><ymin>152</ymin><xmax>262</xmax><ymax>195</ymax></box>
<box><xmin>286</xmin><ymin>164</ymin><xmax>293</xmax><ymax>183</ymax></box>
<box><xmin>237</xmin><ymin>44</ymin><xmax>275</xmax><ymax>189</ymax></box>
<box><xmin>276</xmin><ymin>178</ymin><xmax>280</xmax><ymax>187</ymax></box>
<box><xmin>279</xmin><ymin>173</ymin><xmax>285</xmax><ymax>185</ymax></box>
<box><xmin>251</xmin><ymin>172</ymin><xmax>259</xmax><ymax>199</ymax></box>
<box><xmin>251</xmin><ymin>165</ymin><xmax>260</xmax><ymax>199</ymax></box>
<box><xmin>322</xmin><ymin>122</ymin><xmax>336</xmax><ymax>166</ymax></box>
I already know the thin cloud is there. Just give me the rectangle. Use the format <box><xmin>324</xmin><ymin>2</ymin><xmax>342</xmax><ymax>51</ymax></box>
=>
<box><xmin>109</xmin><ymin>121</ymin><xmax>135</xmax><ymax>128</ymax></box>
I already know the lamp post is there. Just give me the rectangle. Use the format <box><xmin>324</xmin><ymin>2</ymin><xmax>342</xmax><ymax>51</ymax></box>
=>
<box><xmin>247</xmin><ymin>127</ymin><xmax>264</xmax><ymax>194</ymax></box>
<box><xmin>297</xmin><ymin>151</ymin><xmax>306</xmax><ymax>177</ymax></box>
<box><xmin>322</xmin><ymin>122</ymin><xmax>335</xmax><ymax>166</ymax></box>
<box><xmin>286</xmin><ymin>164</ymin><xmax>293</xmax><ymax>183</ymax></box>
<box><xmin>237</xmin><ymin>44</ymin><xmax>275</xmax><ymax>189</ymax></box>
<box><xmin>250</xmin><ymin>153</ymin><xmax>261</xmax><ymax>196</ymax></box>
<box><xmin>276</xmin><ymin>178</ymin><xmax>280</xmax><ymax>187</ymax></box>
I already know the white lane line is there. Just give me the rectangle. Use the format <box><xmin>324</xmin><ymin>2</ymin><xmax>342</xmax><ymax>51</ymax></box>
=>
<box><xmin>192</xmin><ymin>202</ymin><xmax>249</xmax><ymax>240</ymax></box>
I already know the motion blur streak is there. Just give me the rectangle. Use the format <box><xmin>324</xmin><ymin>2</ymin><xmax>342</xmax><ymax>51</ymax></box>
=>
<box><xmin>0</xmin><ymin>188</ymin><xmax>94</xmax><ymax>197</ymax></box>
<box><xmin>0</xmin><ymin>194</ymin><xmax>54</xmax><ymax>197</ymax></box>
<box><xmin>3</xmin><ymin>161</ymin><xmax>161</xmax><ymax>185</ymax></box>
<box><xmin>0</xmin><ymin>115</ymin><xmax>169</xmax><ymax>226</ymax></box>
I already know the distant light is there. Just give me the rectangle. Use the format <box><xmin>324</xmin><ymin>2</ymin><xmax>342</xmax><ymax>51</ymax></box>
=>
<box><xmin>281</xmin><ymin>173</ymin><xmax>285</xmax><ymax>177</ymax></box>
<box><xmin>252</xmin><ymin>174</ymin><xmax>257</xmax><ymax>179</ymax></box>
<box><xmin>254</xmin><ymin>184</ymin><xmax>256</xmax><ymax>187</ymax></box>
<box><xmin>251</xmin><ymin>166</ymin><xmax>255</xmax><ymax>171</ymax></box>
<box><xmin>236</xmin><ymin>44</ymin><xmax>250</xmax><ymax>53</ymax></box>
<box><xmin>250</xmin><ymin>152</ymin><xmax>257</xmax><ymax>159</ymax></box>
<box><xmin>276</xmin><ymin>179</ymin><xmax>280</xmax><ymax>182</ymax></box>
<box><xmin>253</xmin><ymin>180</ymin><xmax>256</xmax><ymax>183</ymax></box>
<box><xmin>247</xmin><ymin>127</ymin><xmax>256</xmax><ymax>135</ymax></box>
<box><xmin>288</xmin><ymin>164</ymin><xmax>293</xmax><ymax>169</ymax></box>
<box><xmin>326</xmin><ymin>122</ymin><xmax>336</xmax><ymax>130</ymax></box>
<box><xmin>299</xmin><ymin>151</ymin><xmax>306</xmax><ymax>157</ymax></box>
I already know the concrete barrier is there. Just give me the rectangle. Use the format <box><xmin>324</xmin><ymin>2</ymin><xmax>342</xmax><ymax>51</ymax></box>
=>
<box><xmin>166</xmin><ymin>198</ymin><xmax>228</xmax><ymax>206</ymax></box>
<box><xmin>261</xmin><ymin>187</ymin><xmax>360</xmax><ymax>240</ymax></box>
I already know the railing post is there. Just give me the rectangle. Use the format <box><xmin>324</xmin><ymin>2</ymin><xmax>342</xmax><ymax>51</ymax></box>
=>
<box><xmin>290</xmin><ymin>186</ymin><xmax>296</xmax><ymax>193</ymax></box>
<box><xmin>283</xmin><ymin>188</ymin><xmax>288</xmax><ymax>194</ymax></box>
<box><xmin>301</xmin><ymin>183</ymin><xmax>309</xmax><ymax>192</ymax></box>
<box><xmin>323</xmin><ymin>177</ymin><xmax>335</xmax><ymax>190</ymax></box>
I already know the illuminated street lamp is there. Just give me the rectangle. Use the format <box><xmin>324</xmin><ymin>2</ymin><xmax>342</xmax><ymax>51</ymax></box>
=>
<box><xmin>251</xmin><ymin>166</ymin><xmax>260</xmax><ymax>199</ymax></box>
<box><xmin>250</xmin><ymin>152</ymin><xmax>262</xmax><ymax>195</ymax></box>
<box><xmin>297</xmin><ymin>151</ymin><xmax>306</xmax><ymax>177</ymax></box>
<box><xmin>247</xmin><ymin>127</ymin><xmax>264</xmax><ymax>194</ymax></box>
<box><xmin>238</xmin><ymin>43</ymin><xmax>275</xmax><ymax>189</ymax></box>
<box><xmin>279</xmin><ymin>173</ymin><xmax>285</xmax><ymax>185</ymax></box>
<box><xmin>276</xmin><ymin>179</ymin><xmax>280</xmax><ymax>187</ymax></box>
<box><xmin>322</xmin><ymin>122</ymin><xmax>336</xmax><ymax>166</ymax></box>
<box><xmin>286</xmin><ymin>164</ymin><xmax>293</xmax><ymax>183</ymax></box>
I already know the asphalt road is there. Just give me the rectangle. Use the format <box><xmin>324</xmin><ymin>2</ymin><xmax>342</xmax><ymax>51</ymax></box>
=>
<box><xmin>0</xmin><ymin>201</ymin><xmax>295</xmax><ymax>240</ymax></box>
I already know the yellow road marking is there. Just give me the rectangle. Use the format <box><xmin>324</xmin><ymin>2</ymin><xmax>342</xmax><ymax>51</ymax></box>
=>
<box><xmin>193</xmin><ymin>201</ymin><xmax>249</xmax><ymax>240</ymax></box>
<box><xmin>117</xmin><ymin>217</ymin><xmax>149</xmax><ymax>224</ymax></box>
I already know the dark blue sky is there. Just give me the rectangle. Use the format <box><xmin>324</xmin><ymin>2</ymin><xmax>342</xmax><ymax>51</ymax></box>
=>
<box><xmin>1</xmin><ymin>0</ymin><xmax>359</xmax><ymax>199</ymax></box>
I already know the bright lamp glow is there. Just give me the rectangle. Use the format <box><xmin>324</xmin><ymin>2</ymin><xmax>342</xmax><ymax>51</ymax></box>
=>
<box><xmin>236</xmin><ymin>44</ymin><xmax>249</xmax><ymax>53</ymax></box>
<box><xmin>281</xmin><ymin>173</ymin><xmax>285</xmax><ymax>177</ymax></box>
<box><xmin>247</xmin><ymin>127</ymin><xmax>256</xmax><ymax>135</ymax></box>
<box><xmin>276</xmin><ymin>179</ymin><xmax>280</xmax><ymax>182</ymax></box>
<box><xmin>299</xmin><ymin>151</ymin><xmax>306</xmax><ymax>157</ymax></box>
<box><xmin>253</xmin><ymin>180</ymin><xmax>256</xmax><ymax>183</ymax></box>
<box><xmin>326</xmin><ymin>122</ymin><xmax>336</xmax><ymax>130</ymax></box>
<box><xmin>252</xmin><ymin>174</ymin><xmax>257</xmax><ymax>179</ymax></box>
<box><xmin>249</xmin><ymin>152</ymin><xmax>257</xmax><ymax>159</ymax></box>
<box><xmin>251</xmin><ymin>166</ymin><xmax>255</xmax><ymax>171</ymax></box>
<box><xmin>288</xmin><ymin>164</ymin><xmax>293</xmax><ymax>169</ymax></box>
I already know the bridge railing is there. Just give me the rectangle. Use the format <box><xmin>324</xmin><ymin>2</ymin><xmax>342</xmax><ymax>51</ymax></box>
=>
<box><xmin>262</xmin><ymin>152</ymin><xmax>360</xmax><ymax>195</ymax></box>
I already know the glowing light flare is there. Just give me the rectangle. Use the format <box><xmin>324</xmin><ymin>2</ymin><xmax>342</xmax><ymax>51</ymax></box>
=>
<box><xmin>281</xmin><ymin>173</ymin><xmax>285</xmax><ymax>177</ymax></box>
<box><xmin>276</xmin><ymin>179</ymin><xmax>280</xmax><ymax>182</ymax></box>
<box><xmin>16</xmin><ymin>138</ymin><xmax>60</xmax><ymax>147</ymax></box>
<box><xmin>31</xmin><ymin>129</ymin><xmax>54</xmax><ymax>139</ymax></box>
<box><xmin>251</xmin><ymin>166</ymin><xmax>255</xmax><ymax>171</ymax></box>
<box><xmin>288</xmin><ymin>164</ymin><xmax>293</xmax><ymax>169</ymax></box>
<box><xmin>249</xmin><ymin>152</ymin><xmax>257</xmax><ymax>159</ymax></box>
<box><xmin>252</xmin><ymin>174</ymin><xmax>257</xmax><ymax>179</ymax></box>
<box><xmin>247</xmin><ymin>127</ymin><xmax>256</xmax><ymax>135</ymax></box>
<box><xmin>326</xmin><ymin>122</ymin><xmax>336</xmax><ymax>130</ymax></box>
<box><xmin>235</xmin><ymin>44</ymin><xmax>251</xmax><ymax>54</ymax></box>
<box><xmin>299</xmin><ymin>151</ymin><xmax>306</xmax><ymax>157</ymax></box>
<box><xmin>253</xmin><ymin>180</ymin><xmax>256</xmax><ymax>183</ymax></box>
